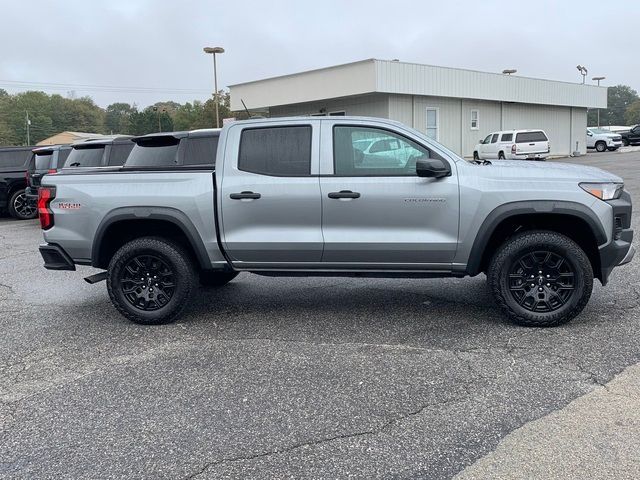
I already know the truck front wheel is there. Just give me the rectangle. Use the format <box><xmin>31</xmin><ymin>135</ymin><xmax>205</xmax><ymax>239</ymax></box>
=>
<box><xmin>487</xmin><ymin>231</ymin><xmax>593</xmax><ymax>327</ymax></box>
<box><xmin>107</xmin><ymin>237</ymin><xmax>196</xmax><ymax>325</ymax></box>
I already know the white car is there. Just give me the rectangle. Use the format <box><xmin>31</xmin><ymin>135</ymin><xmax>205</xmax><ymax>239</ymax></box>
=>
<box><xmin>474</xmin><ymin>129</ymin><xmax>550</xmax><ymax>161</ymax></box>
<box><xmin>586</xmin><ymin>128</ymin><xmax>622</xmax><ymax>152</ymax></box>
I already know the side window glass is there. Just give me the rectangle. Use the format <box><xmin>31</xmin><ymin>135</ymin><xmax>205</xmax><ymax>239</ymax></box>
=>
<box><xmin>108</xmin><ymin>143</ymin><xmax>134</xmax><ymax>166</ymax></box>
<box><xmin>184</xmin><ymin>136</ymin><xmax>219</xmax><ymax>165</ymax></box>
<box><xmin>501</xmin><ymin>133</ymin><xmax>513</xmax><ymax>142</ymax></box>
<box><xmin>333</xmin><ymin>126</ymin><xmax>439</xmax><ymax>176</ymax></box>
<box><xmin>483</xmin><ymin>134</ymin><xmax>492</xmax><ymax>144</ymax></box>
<box><xmin>491</xmin><ymin>134</ymin><xmax>499</xmax><ymax>144</ymax></box>
<box><xmin>238</xmin><ymin>126</ymin><xmax>311</xmax><ymax>176</ymax></box>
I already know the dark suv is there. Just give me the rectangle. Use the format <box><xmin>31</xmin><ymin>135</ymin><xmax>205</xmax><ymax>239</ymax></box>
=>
<box><xmin>0</xmin><ymin>146</ymin><xmax>38</xmax><ymax>220</ymax></box>
<box><xmin>621</xmin><ymin>125</ymin><xmax>640</xmax><ymax>146</ymax></box>
<box><xmin>25</xmin><ymin>145</ymin><xmax>73</xmax><ymax>207</ymax></box>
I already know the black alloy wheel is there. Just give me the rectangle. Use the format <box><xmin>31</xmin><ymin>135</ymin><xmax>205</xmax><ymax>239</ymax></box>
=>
<box><xmin>507</xmin><ymin>250</ymin><xmax>575</xmax><ymax>313</ymax></box>
<box><xmin>120</xmin><ymin>254</ymin><xmax>176</xmax><ymax>311</ymax></box>
<box><xmin>9</xmin><ymin>190</ymin><xmax>37</xmax><ymax>220</ymax></box>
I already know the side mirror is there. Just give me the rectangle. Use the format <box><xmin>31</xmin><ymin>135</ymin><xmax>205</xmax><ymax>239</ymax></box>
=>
<box><xmin>416</xmin><ymin>158</ymin><xmax>451</xmax><ymax>178</ymax></box>
<box><xmin>586</xmin><ymin>132</ymin><xmax>593</xmax><ymax>137</ymax></box>
<box><xmin>479</xmin><ymin>139</ymin><xmax>484</xmax><ymax>144</ymax></box>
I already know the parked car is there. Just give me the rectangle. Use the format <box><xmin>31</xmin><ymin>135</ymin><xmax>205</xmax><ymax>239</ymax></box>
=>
<box><xmin>0</xmin><ymin>146</ymin><xmax>38</xmax><ymax>220</ymax></box>
<box><xmin>124</xmin><ymin>129</ymin><xmax>219</xmax><ymax>168</ymax></box>
<box><xmin>474</xmin><ymin>130</ymin><xmax>550</xmax><ymax>161</ymax></box>
<box><xmin>25</xmin><ymin>145</ymin><xmax>73</xmax><ymax>207</ymax></box>
<box><xmin>620</xmin><ymin>125</ymin><xmax>640</xmax><ymax>146</ymax></box>
<box><xmin>38</xmin><ymin>117</ymin><xmax>633</xmax><ymax>328</ymax></box>
<box><xmin>62</xmin><ymin>136</ymin><xmax>134</xmax><ymax>170</ymax></box>
<box><xmin>586</xmin><ymin>128</ymin><xmax>622</xmax><ymax>152</ymax></box>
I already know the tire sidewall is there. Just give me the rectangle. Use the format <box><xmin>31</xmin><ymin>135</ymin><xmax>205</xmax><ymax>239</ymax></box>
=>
<box><xmin>107</xmin><ymin>238</ymin><xmax>194</xmax><ymax>325</ymax></box>
<box><xmin>595</xmin><ymin>142</ymin><xmax>606</xmax><ymax>152</ymax></box>
<box><xmin>490</xmin><ymin>232</ymin><xmax>593</xmax><ymax>327</ymax></box>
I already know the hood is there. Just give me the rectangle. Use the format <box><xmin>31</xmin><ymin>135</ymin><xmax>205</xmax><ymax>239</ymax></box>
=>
<box><xmin>472</xmin><ymin>160</ymin><xmax>623</xmax><ymax>183</ymax></box>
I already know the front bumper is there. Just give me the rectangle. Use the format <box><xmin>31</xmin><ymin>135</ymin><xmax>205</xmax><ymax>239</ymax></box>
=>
<box><xmin>598</xmin><ymin>191</ymin><xmax>634</xmax><ymax>284</ymax></box>
<box><xmin>39</xmin><ymin>243</ymin><xmax>76</xmax><ymax>271</ymax></box>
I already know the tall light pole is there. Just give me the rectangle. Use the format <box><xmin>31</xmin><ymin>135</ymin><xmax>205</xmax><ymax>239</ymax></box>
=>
<box><xmin>576</xmin><ymin>65</ymin><xmax>588</xmax><ymax>84</ymax></box>
<box><xmin>203</xmin><ymin>46</ymin><xmax>225</xmax><ymax>128</ymax></box>
<box><xmin>592</xmin><ymin>76</ymin><xmax>606</xmax><ymax>128</ymax></box>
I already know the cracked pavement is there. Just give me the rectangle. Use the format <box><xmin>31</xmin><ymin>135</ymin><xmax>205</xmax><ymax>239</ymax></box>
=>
<box><xmin>0</xmin><ymin>151</ymin><xmax>639</xmax><ymax>479</ymax></box>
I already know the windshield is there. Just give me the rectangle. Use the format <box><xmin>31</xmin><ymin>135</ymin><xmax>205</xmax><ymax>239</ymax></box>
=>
<box><xmin>65</xmin><ymin>147</ymin><xmax>104</xmax><ymax>167</ymax></box>
<box><xmin>125</xmin><ymin>137</ymin><xmax>180</xmax><ymax>167</ymax></box>
<box><xmin>35</xmin><ymin>153</ymin><xmax>53</xmax><ymax>170</ymax></box>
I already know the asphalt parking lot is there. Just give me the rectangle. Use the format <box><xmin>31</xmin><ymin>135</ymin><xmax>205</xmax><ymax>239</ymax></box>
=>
<box><xmin>1</xmin><ymin>151</ymin><xmax>639</xmax><ymax>479</ymax></box>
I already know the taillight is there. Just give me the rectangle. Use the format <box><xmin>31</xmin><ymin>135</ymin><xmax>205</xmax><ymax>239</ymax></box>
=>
<box><xmin>38</xmin><ymin>187</ymin><xmax>56</xmax><ymax>230</ymax></box>
<box><xmin>48</xmin><ymin>169</ymin><xmax>57</xmax><ymax>174</ymax></box>
<box><xmin>511</xmin><ymin>144</ymin><xmax>516</xmax><ymax>154</ymax></box>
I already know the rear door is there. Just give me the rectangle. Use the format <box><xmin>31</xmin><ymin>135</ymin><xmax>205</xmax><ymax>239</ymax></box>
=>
<box><xmin>319</xmin><ymin>120</ymin><xmax>459</xmax><ymax>267</ymax></box>
<box><xmin>515</xmin><ymin>131</ymin><xmax>549</xmax><ymax>156</ymax></box>
<box><xmin>219</xmin><ymin>120</ymin><xmax>323</xmax><ymax>266</ymax></box>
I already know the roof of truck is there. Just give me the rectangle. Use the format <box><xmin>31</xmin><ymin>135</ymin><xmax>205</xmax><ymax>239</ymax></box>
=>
<box><xmin>132</xmin><ymin>128</ymin><xmax>221</xmax><ymax>142</ymax></box>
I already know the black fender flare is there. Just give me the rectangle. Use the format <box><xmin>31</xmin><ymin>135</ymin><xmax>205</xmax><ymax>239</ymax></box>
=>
<box><xmin>466</xmin><ymin>200</ymin><xmax>608</xmax><ymax>276</ymax></box>
<box><xmin>92</xmin><ymin>207</ymin><xmax>211</xmax><ymax>269</ymax></box>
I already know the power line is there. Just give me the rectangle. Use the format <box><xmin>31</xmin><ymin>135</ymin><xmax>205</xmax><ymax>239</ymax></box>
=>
<box><xmin>0</xmin><ymin>79</ymin><xmax>211</xmax><ymax>95</ymax></box>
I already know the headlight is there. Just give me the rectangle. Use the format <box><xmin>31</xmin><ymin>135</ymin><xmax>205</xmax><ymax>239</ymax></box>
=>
<box><xmin>579</xmin><ymin>182</ymin><xmax>624</xmax><ymax>201</ymax></box>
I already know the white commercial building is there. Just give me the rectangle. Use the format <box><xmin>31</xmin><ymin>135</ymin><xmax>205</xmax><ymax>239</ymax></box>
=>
<box><xmin>229</xmin><ymin>59</ymin><xmax>607</xmax><ymax>157</ymax></box>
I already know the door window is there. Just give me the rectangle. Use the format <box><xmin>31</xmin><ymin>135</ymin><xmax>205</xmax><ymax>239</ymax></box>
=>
<box><xmin>482</xmin><ymin>134</ymin><xmax>492</xmax><ymax>144</ymax></box>
<box><xmin>238</xmin><ymin>126</ymin><xmax>311</xmax><ymax>176</ymax></box>
<box><xmin>333</xmin><ymin>126</ymin><xmax>435</xmax><ymax>176</ymax></box>
<box><xmin>491</xmin><ymin>134</ymin><xmax>499</xmax><ymax>143</ymax></box>
<box><xmin>426</xmin><ymin>108</ymin><xmax>438</xmax><ymax>140</ymax></box>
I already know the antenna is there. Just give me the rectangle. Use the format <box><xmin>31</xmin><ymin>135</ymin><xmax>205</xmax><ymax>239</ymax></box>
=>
<box><xmin>241</xmin><ymin>99</ymin><xmax>251</xmax><ymax>118</ymax></box>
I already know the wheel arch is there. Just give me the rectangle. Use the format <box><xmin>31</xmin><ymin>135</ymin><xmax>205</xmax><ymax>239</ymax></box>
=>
<box><xmin>92</xmin><ymin>207</ymin><xmax>211</xmax><ymax>270</ymax></box>
<box><xmin>467</xmin><ymin>201</ymin><xmax>607</xmax><ymax>281</ymax></box>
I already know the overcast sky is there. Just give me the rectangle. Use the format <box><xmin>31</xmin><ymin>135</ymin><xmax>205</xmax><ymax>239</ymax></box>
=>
<box><xmin>1</xmin><ymin>0</ymin><xmax>638</xmax><ymax>108</ymax></box>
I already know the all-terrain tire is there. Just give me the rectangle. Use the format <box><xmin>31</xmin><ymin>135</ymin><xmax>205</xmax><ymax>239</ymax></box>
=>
<box><xmin>487</xmin><ymin>230</ymin><xmax>593</xmax><ymax>327</ymax></box>
<box><xmin>107</xmin><ymin>237</ymin><xmax>196</xmax><ymax>325</ymax></box>
<box><xmin>199</xmin><ymin>271</ymin><xmax>238</xmax><ymax>287</ymax></box>
<box><xmin>8</xmin><ymin>189</ymin><xmax>37</xmax><ymax>220</ymax></box>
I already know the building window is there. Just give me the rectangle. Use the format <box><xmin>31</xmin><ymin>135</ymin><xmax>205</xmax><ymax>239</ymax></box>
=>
<box><xmin>426</xmin><ymin>108</ymin><xmax>438</xmax><ymax>141</ymax></box>
<box><xmin>470</xmin><ymin>110</ymin><xmax>479</xmax><ymax>130</ymax></box>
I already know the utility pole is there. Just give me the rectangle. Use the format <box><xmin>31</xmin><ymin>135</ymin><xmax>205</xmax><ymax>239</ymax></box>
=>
<box><xmin>25</xmin><ymin>111</ymin><xmax>31</xmax><ymax>145</ymax></box>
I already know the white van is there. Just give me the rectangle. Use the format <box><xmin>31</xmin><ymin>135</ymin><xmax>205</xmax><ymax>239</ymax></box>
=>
<box><xmin>474</xmin><ymin>130</ymin><xmax>550</xmax><ymax>161</ymax></box>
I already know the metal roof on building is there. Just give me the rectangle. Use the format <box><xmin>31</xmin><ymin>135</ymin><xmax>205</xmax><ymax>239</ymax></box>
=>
<box><xmin>229</xmin><ymin>59</ymin><xmax>607</xmax><ymax>110</ymax></box>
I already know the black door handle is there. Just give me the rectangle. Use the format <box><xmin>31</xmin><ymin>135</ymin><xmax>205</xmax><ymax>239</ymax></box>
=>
<box><xmin>328</xmin><ymin>190</ymin><xmax>361</xmax><ymax>199</ymax></box>
<box><xmin>230</xmin><ymin>191</ymin><xmax>261</xmax><ymax>200</ymax></box>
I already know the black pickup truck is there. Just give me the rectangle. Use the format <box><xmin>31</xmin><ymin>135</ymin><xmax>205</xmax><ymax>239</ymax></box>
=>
<box><xmin>0</xmin><ymin>146</ymin><xmax>37</xmax><ymax>220</ymax></box>
<box><xmin>620</xmin><ymin>125</ymin><xmax>640</xmax><ymax>146</ymax></box>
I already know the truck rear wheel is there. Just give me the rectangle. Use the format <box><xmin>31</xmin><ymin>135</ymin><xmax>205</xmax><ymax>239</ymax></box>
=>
<box><xmin>9</xmin><ymin>189</ymin><xmax>38</xmax><ymax>220</ymax></box>
<box><xmin>107</xmin><ymin>237</ymin><xmax>196</xmax><ymax>325</ymax></box>
<box><xmin>487</xmin><ymin>231</ymin><xmax>593</xmax><ymax>327</ymax></box>
<box><xmin>199</xmin><ymin>271</ymin><xmax>238</xmax><ymax>287</ymax></box>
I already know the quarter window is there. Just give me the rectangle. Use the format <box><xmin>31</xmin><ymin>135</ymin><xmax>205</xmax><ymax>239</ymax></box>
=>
<box><xmin>470</xmin><ymin>110</ymin><xmax>479</xmax><ymax>130</ymax></box>
<box><xmin>238</xmin><ymin>126</ymin><xmax>311</xmax><ymax>176</ymax></box>
<box><xmin>426</xmin><ymin>108</ymin><xmax>438</xmax><ymax>140</ymax></box>
<box><xmin>333</xmin><ymin>126</ymin><xmax>438</xmax><ymax>176</ymax></box>
<box><xmin>184</xmin><ymin>136</ymin><xmax>219</xmax><ymax>165</ymax></box>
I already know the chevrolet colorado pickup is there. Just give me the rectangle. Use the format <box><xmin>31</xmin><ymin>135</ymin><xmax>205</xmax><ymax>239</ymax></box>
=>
<box><xmin>37</xmin><ymin>117</ymin><xmax>635</xmax><ymax>327</ymax></box>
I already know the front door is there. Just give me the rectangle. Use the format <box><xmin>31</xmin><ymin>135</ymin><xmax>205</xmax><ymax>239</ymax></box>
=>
<box><xmin>220</xmin><ymin>121</ymin><xmax>323</xmax><ymax>266</ymax></box>
<box><xmin>319</xmin><ymin>123</ymin><xmax>459</xmax><ymax>268</ymax></box>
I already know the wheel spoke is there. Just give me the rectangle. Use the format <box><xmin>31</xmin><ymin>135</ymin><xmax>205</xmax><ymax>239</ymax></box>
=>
<box><xmin>121</xmin><ymin>254</ymin><xmax>175</xmax><ymax>312</ymax></box>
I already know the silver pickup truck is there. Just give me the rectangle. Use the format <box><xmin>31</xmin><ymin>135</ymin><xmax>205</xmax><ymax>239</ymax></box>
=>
<box><xmin>37</xmin><ymin>117</ymin><xmax>634</xmax><ymax>327</ymax></box>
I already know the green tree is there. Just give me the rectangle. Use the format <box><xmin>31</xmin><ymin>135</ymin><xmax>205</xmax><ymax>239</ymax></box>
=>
<box><xmin>625</xmin><ymin>100</ymin><xmax>640</xmax><ymax>125</ymax></box>
<box><xmin>105</xmin><ymin>102</ymin><xmax>136</xmax><ymax>134</ymax></box>
<box><xmin>589</xmin><ymin>85</ymin><xmax>639</xmax><ymax>127</ymax></box>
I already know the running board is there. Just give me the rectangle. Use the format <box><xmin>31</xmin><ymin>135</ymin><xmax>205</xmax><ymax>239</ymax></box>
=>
<box><xmin>84</xmin><ymin>272</ymin><xmax>107</xmax><ymax>284</ymax></box>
